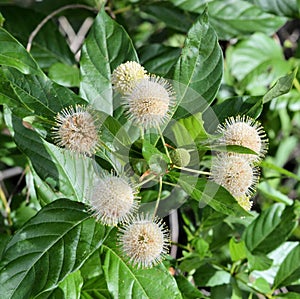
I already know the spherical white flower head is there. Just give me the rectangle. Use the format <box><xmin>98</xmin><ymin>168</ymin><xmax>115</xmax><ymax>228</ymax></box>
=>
<box><xmin>217</xmin><ymin>115</ymin><xmax>268</xmax><ymax>163</ymax></box>
<box><xmin>89</xmin><ymin>175</ymin><xmax>138</xmax><ymax>226</ymax></box>
<box><xmin>236</xmin><ymin>195</ymin><xmax>253</xmax><ymax>211</ymax></box>
<box><xmin>111</xmin><ymin>61</ymin><xmax>148</xmax><ymax>95</ymax></box>
<box><xmin>53</xmin><ymin>105</ymin><xmax>99</xmax><ymax>156</ymax></box>
<box><xmin>210</xmin><ymin>154</ymin><xmax>259</xmax><ymax>198</ymax></box>
<box><xmin>118</xmin><ymin>214</ymin><xmax>170</xmax><ymax>269</ymax></box>
<box><xmin>124</xmin><ymin>76</ymin><xmax>175</xmax><ymax>128</ymax></box>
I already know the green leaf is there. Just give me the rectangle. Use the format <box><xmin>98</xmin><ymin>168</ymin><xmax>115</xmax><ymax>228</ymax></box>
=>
<box><xmin>173</xmin><ymin>11</ymin><xmax>223</xmax><ymax>116</ymax></box>
<box><xmin>247</xmin><ymin>252</ymin><xmax>273</xmax><ymax>271</ymax></box>
<box><xmin>172</xmin><ymin>173</ymin><xmax>250</xmax><ymax>217</ymax></box>
<box><xmin>0</xmin><ymin>12</ymin><xmax>4</xmax><ymax>26</ymax></box>
<box><xmin>0</xmin><ymin>199</ymin><xmax>108</xmax><ymax>299</ymax></box>
<box><xmin>0</xmin><ymin>27</ymin><xmax>40</xmax><ymax>74</ymax></box>
<box><xmin>1</xmin><ymin>67</ymin><xmax>86</xmax><ymax>118</ymax></box>
<box><xmin>139</xmin><ymin>44</ymin><xmax>181</xmax><ymax>77</ymax></box>
<box><xmin>229</xmin><ymin>238</ymin><xmax>247</xmax><ymax>262</ymax></box>
<box><xmin>170</xmin><ymin>0</ymin><xmax>210</xmax><ymax>13</ymax></box>
<box><xmin>243</xmin><ymin>203</ymin><xmax>299</xmax><ymax>254</ymax></box>
<box><xmin>263</xmin><ymin>69</ymin><xmax>297</xmax><ymax>103</ymax></box>
<box><xmin>203</xmin><ymin>96</ymin><xmax>263</xmax><ymax>133</ymax></box>
<box><xmin>58</xmin><ymin>270</ymin><xmax>83</xmax><ymax>299</ymax></box>
<box><xmin>48</xmin><ymin>63</ymin><xmax>80</xmax><ymax>88</ymax></box>
<box><xmin>80</xmin><ymin>8</ymin><xmax>138</xmax><ymax>114</ymax></box>
<box><xmin>102</xmin><ymin>232</ymin><xmax>182</xmax><ymax>299</ymax></box>
<box><xmin>207</xmin><ymin>0</ymin><xmax>286</xmax><ymax>40</ymax></box>
<box><xmin>250</xmin><ymin>277</ymin><xmax>272</xmax><ymax>295</ymax></box>
<box><xmin>275</xmin><ymin>293</ymin><xmax>300</xmax><ymax>299</ymax></box>
<box><xmin>1</xmin><ymin>6</ymin><xmax>75</xmax><ymax>70</ymax></box>
<box><xmin>175</xmin><ymin>275</ymin><xmax>208</xmax><ymax>299</ymax></box>
<box><xmin>12</xmin><ymin>116</ymin><xmax>98</xmax><ymax>204</ymax></box>
<box><xmin>81</xmin><ymin>275</ymin><xmax>112</xmax><ymax>299</ymax></box>
<box><xmin>274</xmin><ymin>244</ymin><xmax>300</xmax><ymax>288</ymax></box>
<box><xmin>142</xmin><ymin>1</ymin><xmax>193</xmax><ymax>33</ymax></box>
<box><xmin>226</xmin><ymin>32</ymin><xmax>291</xmax><ymax>95</ymax></box>
<box><xmin>193</xmin><ymin>264</ymin><xmax>231</xmax><ymax>287</ymax></box>
<box><xmin>253</xmin><ymin>0</ymin><xmax>300</xmax><ymax>18</ymax></box>
<box><xmin>171</xmin><ymin>112</ymin><xmax>209</xmax><ymax>147</ymax></box>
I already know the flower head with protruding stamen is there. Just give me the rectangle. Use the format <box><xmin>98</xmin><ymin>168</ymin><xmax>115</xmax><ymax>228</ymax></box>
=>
<box><xmin>210</xmin><ymin>154</ymin><xmax>259</xmax><ymax>199</ymax></box>
<box><xmin>217</xmin><ymin>115</ymin><xmax>268</xmax><ymax>163</ymax></box>
<box><xmin>112</xmin><ymin>61</ymin><xmax>148</xmax><ymax>95</ymax></box>
<box><xmin>118</xmin><ymin>214</ymin><xmax>170</xmax><ymax>269</ymax></box>
<box><xmin>52</xmin><ymin>105</ymin><xmax>99</xmax><ymax>156</ymax></box>
<box><xmin>123</xmin><ymin>75</ymin><xmax>175</xmax><ymax>128</ymax></box>
<box><xmin>89</xmin><ymin>174</ymin><xmax>139</xmax><ymax>226</ymax></box>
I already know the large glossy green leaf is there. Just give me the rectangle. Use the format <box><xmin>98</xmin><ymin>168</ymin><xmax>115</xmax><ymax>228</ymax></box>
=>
<box><xmin>243</xmin><ymin>203</ymin><xmax>299</xmax><ymax>254</ymax></box>
<box><xmin>171</xmin><ymin>173</ymin><xmax>250</xmax><ymax>217</ymax></box>
<box><xmin>253</xmin><ymin>0</ymin><xmax>300</xmax><ymax>18</ymax></box>
<box><xmin>274</xmin><ymin>244</ymin><xmax>300</xmax><ymax>288</ymax></box>
<box><xmin>226</xmin><ymin>32</ymin><xmax>291</xmax><ymax>95</ymax></box>
<box><xmin>1</xmin><ymin>67</ymin><xmax>86</xmax><ymax>119</ymax></box>
<box><xmin>207</xmin><ymin>0</ymin><xmax>286</xmax><ymax>40</ymax></box>
<box><xmin>80</xmin><ymin>8</ymin><xmax>138</xmax><ymax>114</ymax></box>
<box><xmin>173</xmin><ymin>11</ymin><xmax>223</xmax><ymax>117</ymax></box>
<box><xmin>0</xmin><ymin>27</ymin><xmax>40</xmax><ymax>75</ymax></box>
<box><xmin>0</xmin><ymin>198</ymin><xmax>108</xmax><ymax>299</ymax></box>
<box><xmin>12</xmin><ymin>115</ymin><xmax>98</xmax><ymax>204</ymax></box>
<box><xmin>102</xmin><ymin>232</ymin><xmax>182</xmax><ymax>299</ymax></box>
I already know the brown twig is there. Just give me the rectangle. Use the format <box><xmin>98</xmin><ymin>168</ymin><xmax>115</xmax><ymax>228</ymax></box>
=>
<box><xmin>26</xmin><ymin>4</ymin><xmax>98</xmax><ymax>52</ymax></box>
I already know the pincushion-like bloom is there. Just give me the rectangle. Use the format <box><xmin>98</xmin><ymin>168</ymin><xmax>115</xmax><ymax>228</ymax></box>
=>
<box><xmin>210</xmin><ymin>154</ymin><xmax>259</xmax><ymax>199</ymax></box>
<box><xmin>118</xmin><ymin>214</ymin><xmax>170</xmax><ymax>268</ymax></box>
<box><xmin>89</xmin><ymin>174</ymin><xmax>138</xmax><ymax>226</ymax></box>
<box><xmin>217</xmin><ymin>115</ymin><xmax>268</xmax><ymax>163</ymax></box>
<box><xmin>112</xmin><ymin>61</ymin><xmax>148</xmax><ymax>95</ymax></box>
<box><xmin>123</xmin><ymin>75</ymin><xmax>175</xmax><ymax>128</ymax></box>
<box><xmin>52</xmin><ymin>105</ymin><xmax>99</xmax><ymax>156</ymax></box>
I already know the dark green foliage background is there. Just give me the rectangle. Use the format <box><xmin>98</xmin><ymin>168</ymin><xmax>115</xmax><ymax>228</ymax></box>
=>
<box><xmin>0</xmin><ymin>0</ymin><xmax>299</xmax><ymax>298</ymax></box>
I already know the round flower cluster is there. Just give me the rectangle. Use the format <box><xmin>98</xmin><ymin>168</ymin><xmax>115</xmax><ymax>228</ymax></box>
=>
<box><xmin>210</xmin><ymin>115</ymin><xmax>268</xmax><ymax>211</ymax></box>
<box><xmin>52</xmin><ymin>105</ymin><xmax>99</xmax><ymax>156</ymax></box>
<box><xmin>88</xmin><ymin>172</ymin><xmax>169</xmax><ymax>269</ymax></box>
<box><xmin>112</xmin><ymin>61</ymin><xmax>175</xmax><ymax>129</ymax></box>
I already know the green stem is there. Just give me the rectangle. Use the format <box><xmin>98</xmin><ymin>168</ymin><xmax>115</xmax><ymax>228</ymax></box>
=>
<box><xmin>153</xmin><ymin>176</ymin><xmax>163</xmax><ymax>218</ymax></box>
<box><xmin>0</xmin><ymin>186</ymin><xmax>12</xmax><ymax>226</ymax></box>
<box><xmin>173</xmin><ymin>165</ymin><xmax>211</xmax><ymax>176</ymax></box>
<box><xmin>136</xmin><ymin>174</ymin><xmax>157</xmax><ymax>188</ymax></box>
<box><xmin>157</xmin><ymin>125</ymin><xmax>172</xmax><ymax>163</ymax></box>
<box><xmin>293</xmin><ymin>77</ymin><xmax>300</xmax><ymax>93</ymax></box>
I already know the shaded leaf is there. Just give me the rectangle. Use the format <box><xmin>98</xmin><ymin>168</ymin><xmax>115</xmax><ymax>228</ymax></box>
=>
<box><xmin>80</xmin><ymin>8</ymin><xmax>138</xmax><ymax>114</ymax></box>
<box><xmin>139</xmin><ymin>44</ymin><xmax>181</xmax><ymax>77</ymax></box>
<box><xmin>0</xmin><ymin>199</ymin><xmax>108</xmax><ymax>299</ymax></box>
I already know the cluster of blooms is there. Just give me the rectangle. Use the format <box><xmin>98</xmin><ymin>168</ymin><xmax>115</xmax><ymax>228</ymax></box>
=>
<box><xmin>88</xmin><ymin>172</ymin><xmax>170</xmax><ymax>269</ymax></box>
<box><xmin>52</xmin><ymin>61</ymin><xmax>173</xmax><ymax>269</ymax></box>
<box><xmin>210</xmin><ymin>115</ymin><xmax>268</xmax><ymax>210</ymax></box>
